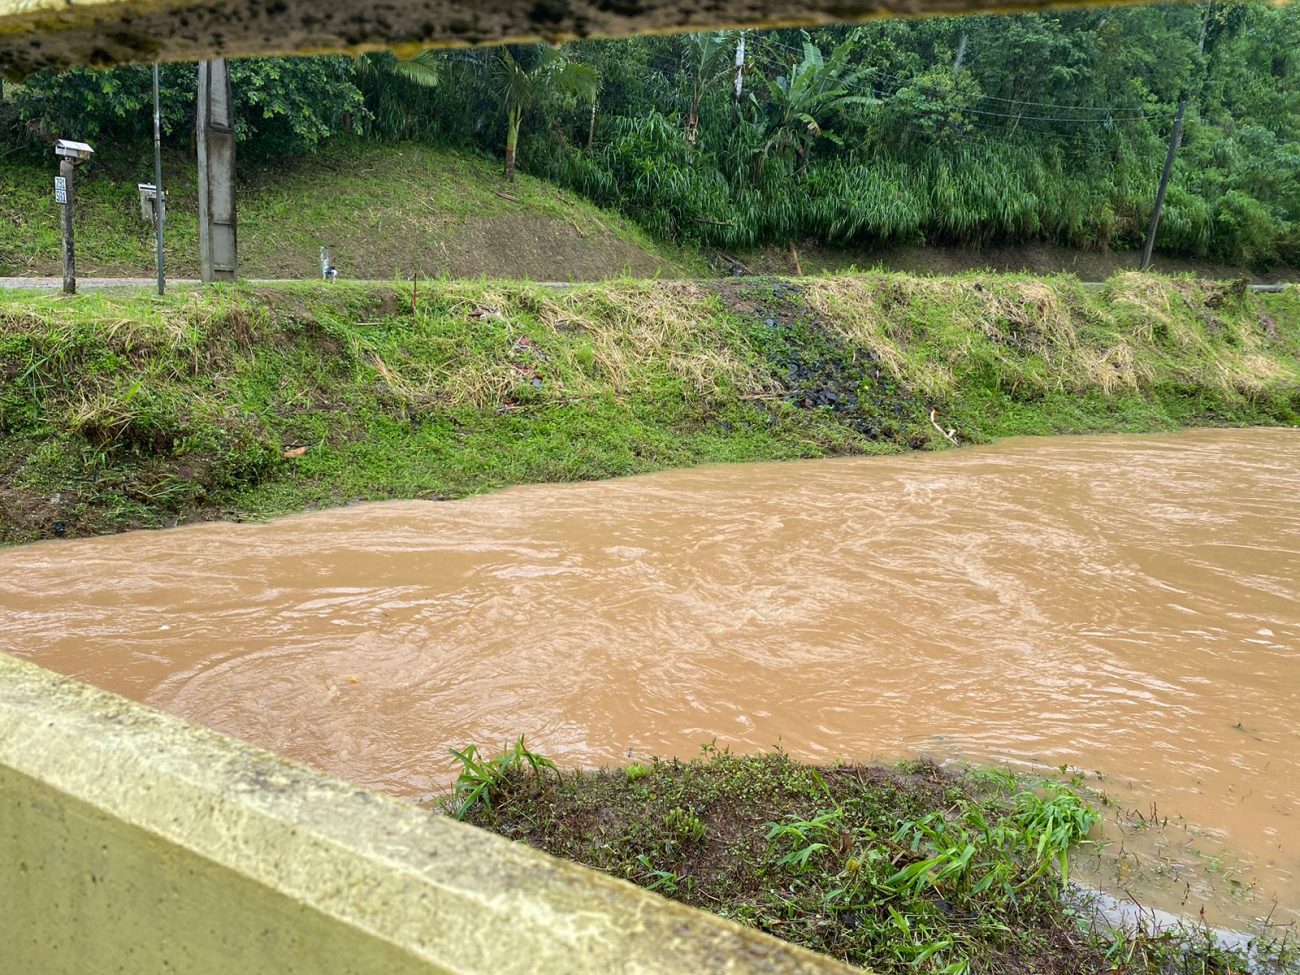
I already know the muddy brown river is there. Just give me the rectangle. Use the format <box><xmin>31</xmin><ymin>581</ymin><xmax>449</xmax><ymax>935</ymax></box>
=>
<box><xmin>2</xmin><ymin>428</ymin><xmax>1298</xmax><ymax>929</ymax></box>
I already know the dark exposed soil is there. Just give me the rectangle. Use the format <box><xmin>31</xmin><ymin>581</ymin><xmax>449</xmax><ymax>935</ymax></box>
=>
<box><xmin>716</xmin><ymin>278</ymin><xmax>928</xmax><ymax>446</ymax></box>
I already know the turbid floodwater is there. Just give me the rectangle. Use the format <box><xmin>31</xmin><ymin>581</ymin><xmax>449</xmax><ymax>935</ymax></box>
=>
<box><xmin>2</xmin><ymin>428</ymin><xmax>1297</xmax><ymax>930</ymax></box>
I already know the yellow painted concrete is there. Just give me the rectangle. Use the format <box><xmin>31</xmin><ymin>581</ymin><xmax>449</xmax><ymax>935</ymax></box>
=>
<box><xmin>0</xmin><ymin>652</ymin><xmax>853</xmax><ymax>975</ymax></box>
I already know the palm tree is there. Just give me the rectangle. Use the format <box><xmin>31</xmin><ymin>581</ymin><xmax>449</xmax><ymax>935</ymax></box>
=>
<box><xmin>493</xmin><ymin>46</ymin><xmax>599</xmax><ymax>180</ymax></box>
<box><xmin>354</xmin><ymin>49</ymin><xmax>442</xmax><ymax>87</ymax></box>
<box><xmin>585</xmin><ymin>71</ymin><xmax>604</xmax><ymax>150</ymax></box>
<box><xmin>353</xmin><ymin>50</ymin><xmax>442</xmax><ymax>139</ymax></box>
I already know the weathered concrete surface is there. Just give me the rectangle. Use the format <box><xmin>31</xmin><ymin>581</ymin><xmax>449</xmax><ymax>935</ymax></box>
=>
<box><xmin>0</xmin><ymin>652</ymin><xmax>853</xmax><ymax>975</ymax></box>
<box><xmin>0</xmin><ymin>0</ymin><xmax>1187</xmax><ymax>77</ymax></box>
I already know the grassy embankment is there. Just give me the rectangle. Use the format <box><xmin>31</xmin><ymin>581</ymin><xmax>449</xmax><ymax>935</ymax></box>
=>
<box><xmin>447</xmin><ymin>746</ymin><xmax>1290</xmax><ymax>975</ymax></box>
<box><xmin>0</xmin><ymin>141</ymin><xmax>700</xmax><ymax>281</ymax></box>
<box><xmin>1</xmin><ymin>272</ymin><xmax>1297</xmax><ymax>544</ymax></box>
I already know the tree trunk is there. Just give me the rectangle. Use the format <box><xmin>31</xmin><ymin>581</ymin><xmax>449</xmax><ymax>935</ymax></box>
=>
<box><xmin>587</xmin><ymin>99</ymin><xmax>597</xmax><ymax>150</ymax></box>
<box><xmin>505</xmin><ymin>114</ymin><xmax>520</xmax><ymax>180</ymax></box>
<box><xmin>686</xmin><ymin>100</ymin><xmax>699</xmax><ymax>150</ymax></box>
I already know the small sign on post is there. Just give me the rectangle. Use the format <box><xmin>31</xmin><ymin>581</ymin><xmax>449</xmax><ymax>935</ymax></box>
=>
<box><xmin>53</xmin><ymin>139</ymin><xmax>93</xmax><ymax>296</ymax></box>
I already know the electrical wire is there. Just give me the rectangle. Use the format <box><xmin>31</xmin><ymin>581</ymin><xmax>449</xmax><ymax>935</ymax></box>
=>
<box><xmin>859</xmin><ymin>65</ymin><xmax>1175</xmax><ymax>120</ymax></box>
<box><xmin>750</xmin><ymin>35</ymin><xmax>1177</xmax><ymax>121</ymax></box>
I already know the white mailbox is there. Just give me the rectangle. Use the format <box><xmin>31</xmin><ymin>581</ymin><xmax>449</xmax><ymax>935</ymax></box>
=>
<box><xmin>137</xmin><ymin>183</ymin><xmax>167</xmax><ymax>225</ymax></box>
<box><xmin>54</xmin><ymin>139</ymin><xmax>94</xmax><ymax>164</ymax></box>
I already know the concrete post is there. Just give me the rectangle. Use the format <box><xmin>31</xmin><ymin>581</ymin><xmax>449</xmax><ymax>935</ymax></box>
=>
<box><xmin>58</xmin><ymin>158</ymin><xmax>75</xmax><ymax>295</ymax></box>
<box><xmin>197</xmin><ymin>58</ymin><xmax>237</xmax><ymax>283</ymax></box>
<box><xmin>152</xmin><ymin>63</ymin><xmax>166</xmax><ymax>295</ymax></box>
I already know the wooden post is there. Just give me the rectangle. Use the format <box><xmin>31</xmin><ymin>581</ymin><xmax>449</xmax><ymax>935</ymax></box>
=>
<box><xmin>59</xmin><ymin>158</ymin><xmax>76</xmax><ymax>295</ymax></box>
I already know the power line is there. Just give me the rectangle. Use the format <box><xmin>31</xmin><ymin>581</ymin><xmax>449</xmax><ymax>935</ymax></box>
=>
<box><xmin>745</xmin><ymin>49</ymin><xmax>1168</xmax><ymax>129</ymax></box>
<box><xmin>860</xmin><ymin>65</ymin><xmax>1175</xmax><ymax>119</ymax></box>
<box><xmin>750</xmin><ymin>35</ymin><xmax>1176</xmax><ymax>121</ymax></box>
<box><xmin>733</xmin><ymin>36</ymin><xmax>1180</xmax><ymax>156</ymax></box>
<box><xmin>860</xmin><ymin>78</ymin><xmax>1169</xmax><ymax>124</ymax></box>
<box><xmin>851</xmin><ymin>115</ymin><xmax>1125</xmax><ymax>157</ymax></box>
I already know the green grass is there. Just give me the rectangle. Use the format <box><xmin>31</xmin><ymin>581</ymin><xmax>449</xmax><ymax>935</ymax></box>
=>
<box><xmin>449</xmin><ymin>748</ymin><xmax>1291</xmax><ymax>975</ymax></box>
<box><xmin>0</xmin><ymin>140</ymin><xmax>704</xmax><ymax>280</ymax></box>
<box><xmin>1</xmin><ymin>272</ymin><xmax>1296</xmax><ymax>545</ymax></box>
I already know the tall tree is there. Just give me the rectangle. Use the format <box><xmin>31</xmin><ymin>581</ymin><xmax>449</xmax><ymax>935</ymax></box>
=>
<box><xmin>493</xmin><ymin>46</ymin><xmax>599</xmax><ymax>180</ymax></box>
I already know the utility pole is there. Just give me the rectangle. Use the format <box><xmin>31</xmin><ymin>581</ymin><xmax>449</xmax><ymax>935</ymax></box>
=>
<box><xmin>1140</xmin><ymin>101</ymin><xmax>1187</xmax><ymax>272</ymax></box>
<box><xmin>1140</xmin><ymin>3</ymin><xmax>1211</xmax><ymax>272</ymax></box>
<box><xmin>733</xmin><ymin>32</ymin><xmax>746</xmax><ymax>102</ymax></box>
<box><xmin>197</xmin><ymin>59</ymin><xmax>237</xmax><ymax>283</ymax></box>
<box><xmin>152</xmin><ymin>63</ymin><xmax>166</xmax><ymax>295</ymax></box>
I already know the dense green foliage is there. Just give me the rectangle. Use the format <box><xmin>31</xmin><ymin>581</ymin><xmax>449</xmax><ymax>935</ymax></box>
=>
<box><xmin>1</xmin><ymin>273</ymin><xmax>1295</xmax><ymax>544</ymax></box>
<box><xmin>5</xmin><ymin>57</ymin><xmax>364</xmax><ymax>158</ymax></box>
<box><xmin>542</xmin><ymin>5</ymin><xmax>1300</xmax><ymax>266</ymax></box>
<box><xmin>4</xmin><ymin>2</ymin><xmax>1296</xmax><ymax>266</ymax></box>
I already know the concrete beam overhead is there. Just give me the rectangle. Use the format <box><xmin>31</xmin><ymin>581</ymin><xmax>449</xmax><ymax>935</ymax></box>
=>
<box><xmin>2</xmin><ymin>0</ymin><xmax>1180</xmax><ymax>78</ymax></box>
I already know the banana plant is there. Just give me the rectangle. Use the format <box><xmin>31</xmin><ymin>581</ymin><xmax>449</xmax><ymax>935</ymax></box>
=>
<box><xmin>758</xmin><ymin>37</ymin><xmax>877</xmax><ymax>173</ymax></box>
<box><xmin>681</xmin><ymin>31</ymin><xmax>733</xmax><ymax>153</ymax></box>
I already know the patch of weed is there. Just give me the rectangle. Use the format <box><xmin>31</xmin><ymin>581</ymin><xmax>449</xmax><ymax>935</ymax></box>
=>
<box><xmin>454</xmin><ymin>747</ymin><xmax>1288</xmax><ymax>975</ymax></box>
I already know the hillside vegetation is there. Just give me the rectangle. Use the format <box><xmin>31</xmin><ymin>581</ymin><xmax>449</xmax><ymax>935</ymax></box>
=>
<box><xmin>1</xmin><ymin>272</ymin><xmax>1296</xmax><ymax>545</ymax></box>
<box><xmin>4</xmin><ymin>4</ymin><xmax>1298</xmax><ymax>269</ymax></box>
<box><xmin>0</xmin><ymin>143</ymin><xmax>697</xmax><ymax>281</ymax></box>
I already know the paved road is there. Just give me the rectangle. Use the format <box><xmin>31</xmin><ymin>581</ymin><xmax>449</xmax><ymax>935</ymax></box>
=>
<box><xmin>0</xmin><ymin>277</ymin><xmax>580</xmax><ymax>291</ymax></box>
<box><xmin>0</xmin><ymin>277</ymin><xmax>202</xmax><ymax>291</ymax></box>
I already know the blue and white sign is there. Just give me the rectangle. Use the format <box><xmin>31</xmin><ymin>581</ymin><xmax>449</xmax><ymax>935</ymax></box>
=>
<box><xmin>54</xmin><ymin>176</ymin><xmax>67</xmax><ymax>205</ymax></box>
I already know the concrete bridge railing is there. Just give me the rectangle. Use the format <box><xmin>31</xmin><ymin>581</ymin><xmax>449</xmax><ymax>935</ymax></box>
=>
<box><xmin>0</xmin><ymin>0</ymin><xmax>1177</xmax><ymax>77</ymax></box>
<box><xmin>0</xmin><ymin>652</ymin><xmax>853</xmax><ymax>975</ymax></box>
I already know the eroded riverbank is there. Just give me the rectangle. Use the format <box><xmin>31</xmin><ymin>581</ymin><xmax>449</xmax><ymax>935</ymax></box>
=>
<box><xmin>2</xmin><ymin>428</ymin><xmax>1297</xmax><ymax>931</ymax></box>
<box><xmin>2</xmin><ymin>274</ymin><xmax>1297</xmax><ymax>544</ymax></box>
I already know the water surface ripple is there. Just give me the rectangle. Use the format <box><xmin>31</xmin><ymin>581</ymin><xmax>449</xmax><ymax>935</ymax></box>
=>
<box><xmin>3</xmin><ymin>428</ymin><xmax>1297</xmax><ymax>925</ymax></box>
